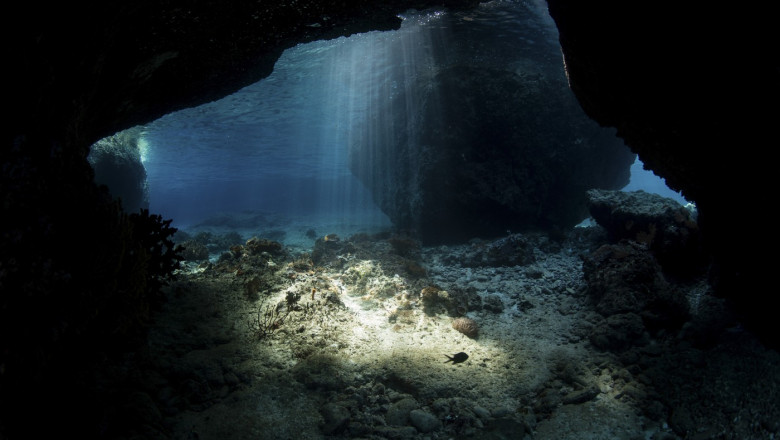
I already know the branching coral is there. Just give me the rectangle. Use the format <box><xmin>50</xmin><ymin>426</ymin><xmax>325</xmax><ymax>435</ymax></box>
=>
<box><xmin>248</xmin><ymin>298</ymin><xmax>289</xmax><ymax>341</ymax></box>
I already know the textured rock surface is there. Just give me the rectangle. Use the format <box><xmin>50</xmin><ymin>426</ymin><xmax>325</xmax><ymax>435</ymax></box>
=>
<box><xmin>350</xmin><ymin>6</ymin><xmax>634</xmax><ymax>243</ymax></box>
<box><xmin>409</xmin><ymin>409</ymin><xmax>442</xmax><ymax>433</ymax></box>
<box><xmin>320</xmin><ymin>403</ymin><xmax>351</xmax><ymax>435</ymax></box>
<box><xmin>7</xmin><ymin>1</ymin><xmax>480</xmax><ymax>153</ymax></box>
<box><xmin>586</xmin><ymin>189</ymin><xmax>704</xmax><ymax>277</ymax></box>
<box><xmin>582</xmin><ymin>241</ymin><xmax>690</xmax><ymax>349</ymax></box>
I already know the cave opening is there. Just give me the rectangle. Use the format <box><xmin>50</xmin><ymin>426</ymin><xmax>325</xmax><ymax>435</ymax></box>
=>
<box><xmin>89</xmin><ymin>0</ymin><xmax>685</xmax><ymax>248</ymax></box>
<box><xmin>7</xmin><ymin>1</ymin><xmax>775</xmax><ymax>439</ymax></box>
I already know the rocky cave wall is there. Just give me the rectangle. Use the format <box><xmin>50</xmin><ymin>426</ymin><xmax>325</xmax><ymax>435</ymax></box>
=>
<box><xmin>545</xmin><ymin>1</ymin><xmax>779</xmax><ymax>345</ymax></box>
<box><xmin>3</xmin><ymin>2</ymin><xmax>484</xmax><ymax>437</ymax></box>
<box><xmin>6</xmin><ymin>1</ymin><xmax>480</xmax><ymax>155</ymax></box>
<box><xmin>2</xmin><ymin>3</ymin><xmax>778</xmax><ymax>436</ymax></box>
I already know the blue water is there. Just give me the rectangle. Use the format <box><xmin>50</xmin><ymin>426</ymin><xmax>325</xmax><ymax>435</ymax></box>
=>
<box><xmin>621</xmin><ymin>157</ymin><xmax>690</xmax><ymax>206</ymax></box>
<box><xmin>142</xmin><ymin>33</ymin><xmax>382</xmax><ymax>226</ymax></box>
<box><xmin>138</xmin><ymin>0</ymin><xmax>686</xmax><ymax>244</ymax></box>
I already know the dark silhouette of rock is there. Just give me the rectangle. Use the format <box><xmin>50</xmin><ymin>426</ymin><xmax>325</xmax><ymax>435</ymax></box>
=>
<box><xmin>547</xmin><ymin>0</ymin><xmax>779</xmax><ymax>347</ymax></box>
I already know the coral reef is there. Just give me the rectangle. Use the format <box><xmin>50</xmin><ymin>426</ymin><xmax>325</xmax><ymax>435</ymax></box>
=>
<box><xmin>311</xmin><ymin>234</ymin><xmax>356</xmax><ymax>266</ymax></box>
<box><xmin>245</xmin><ymin>236</ymin><xmax>284</xmax><ymax>256</ymax></box>
<box><xmin>127</xmin><ymin>209</ymin><xmax>182</xmax><ymax>297</ymax></box>
<box><xmin>100</xmin><ymin>227</ymin><xmax>778</xmax><ymax>440</ymax></box>
<box><xmin>401</xmin><ymin>259</ymin><xmax>427</xmax><ymax>278</ymax></box>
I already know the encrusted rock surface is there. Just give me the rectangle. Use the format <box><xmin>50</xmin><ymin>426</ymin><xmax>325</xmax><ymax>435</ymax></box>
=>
<box><xmin>132</xmin><ymin>226</ymin><xmax>779</xmax><ymax>439</ymax></box>
<box><xmin>586</xmin><ymin>189</ymin><xmax>704</xmax><ymax>276</ymax></box>
<box><xmin>582</xmin><ymin>240</ymin><xmax>690</xmax><ymax>348</ymax></box>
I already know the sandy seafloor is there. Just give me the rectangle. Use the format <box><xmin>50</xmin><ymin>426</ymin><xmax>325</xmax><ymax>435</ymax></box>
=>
<box><xmin>145</xmin><ymin>212</ymin><xmax>780</xmax><ymax>440</ymax></box>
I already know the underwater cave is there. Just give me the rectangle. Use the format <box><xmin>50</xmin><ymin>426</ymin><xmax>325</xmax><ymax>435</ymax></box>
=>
<box><xmin>92</xmin><ymin>2</ymin><xmax>685</xmax><ymax>245</ymax></box>
<box><xmin>3</xmin><ymin>1</ymin><xmax>779</xmax><ymax>439</ymax></box>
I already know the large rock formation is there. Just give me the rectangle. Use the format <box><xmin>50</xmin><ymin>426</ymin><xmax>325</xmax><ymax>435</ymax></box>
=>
<box><xmin>546</xmin><ymin>1</ymin><xmax>779</xmax><ymax>346</ymax></box>
<box><xmin>3</xmin><ymin>2</ymin><xmax>482</xmax><ymax>438</ymax></box>
<box><xmin>350</xmin><ymin>5</ymin><xmax>634</xmax><ymax>244</ymax></box>
<box><xmin>6</xmin><ymin>1</ymin><xmax>479</xmax><ymax>154</ymax></box>
<box><xmin>2</xmin><ymin>0</ymin><xmax>779</xmax><ymax>437</ymax></box>
<box><xmin>586</xmin><ymin>189</ymin><xmax>704</xmax><ymax>278</ymax></box>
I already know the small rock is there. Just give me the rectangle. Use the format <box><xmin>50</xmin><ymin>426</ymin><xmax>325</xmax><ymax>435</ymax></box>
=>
<box><xmin>386</xmin><ymin>397</ymin><xmax>419</xmax><ymax>426</ymax></box>
<box><xmin>473</xmin><ymin>406</ymin><xmax>491</xmax><ymax>419</ymax></box>
<box><xmin>409</xmin><ymin>409</ymin><xmax>441</xmax><ymax>433</ymax></box>
<box><xmin>348</xmin><ymin>421</ymin><xmax>372</xmax><ymax>436</ymax></box>
<box><xmin>320</xmin><ymin>403</ymin><xmax>350</xmax><ymax>435</ymax></box>
<box><xmin>669</xmin><ymin>407</ymin><xmax>695</xmax><ymax>437</ymax></box>
<box><xmin>562</xmin><ymin>385</ymin><xmax>600</xmax><ymax>404</ymax></box>
<box><xmin>485</xmin><ymin>418</ymin><xmax>530</xmax><ymax>438</ymax></box>
<box><xmin>490</xmin><ymin>406</ymin><xmax>512</xmax><ymax>418</ymax></box>
<box><xmin>525</xmin><ymin>267</ymin><xmax>544</xmax><ymax>278</ymax></box>
<box><xmin>483</xmin><ymin>294</ymin><xmax>504</xmax><ymax>313</ymax></box>
<box><xmin>373</xmin><ymin>425</ymin><xmax>418</xmax><ymax>438</ymax></box>
<box><xmin>372</xmin><ymin>382</ymin><xmax>386</xmax><ymax>395</ymax></box>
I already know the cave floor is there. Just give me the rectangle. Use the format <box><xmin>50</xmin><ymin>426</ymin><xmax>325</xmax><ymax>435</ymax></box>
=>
<box><xmin>143</xmin><ymin>229</ymin><xmax>780</xmax><ymax>440</ymax></box>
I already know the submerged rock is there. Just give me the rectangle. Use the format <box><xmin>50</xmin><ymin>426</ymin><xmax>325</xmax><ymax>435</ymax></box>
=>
<box><xmin>245</xmin><ymin>237</ymin><xmax>283</xmax><ymax>256</ymax></box>
<box><xmin>589</xmin><ymin>312</ymin><xmax>647</xmax><ymax>351</ymax></box>
<box><xmin>386</xmin><ymin>397</ymin><xmax>419</xmax><ymax>426</ymax></box>
<box><xmin>349</xmin><ymin>4</ymin><xmax>634</xmax><ymax>244</ymax></box>
<box><xmin>586</xmin><ymin>189</ymin><xmax>704</xmax><ymax>277</ymax></box>
<box><xmin>582</xmin><ymin>241</ymin><xmax>690</xmax><ymax>349</ymax></box>
<box><xmin>409</xmin><ymin>409</ymin><xmax>441</xmax><ymax>433</ymax></box>
<box><xmin>320</xmin><ymin>403</ymin><xmax>350</xmax><ymax>435</ymax></box>
<box><xmin>178</xmin><ymin>240</ymin><xmax>210</xmax><ymax>261</ymax></box>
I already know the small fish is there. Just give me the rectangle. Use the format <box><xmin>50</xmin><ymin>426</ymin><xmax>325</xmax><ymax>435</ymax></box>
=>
<box><xmin>444</xmin><ymin>352</ymin><xmax>469</xmax><ymax>364</ymax></box>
